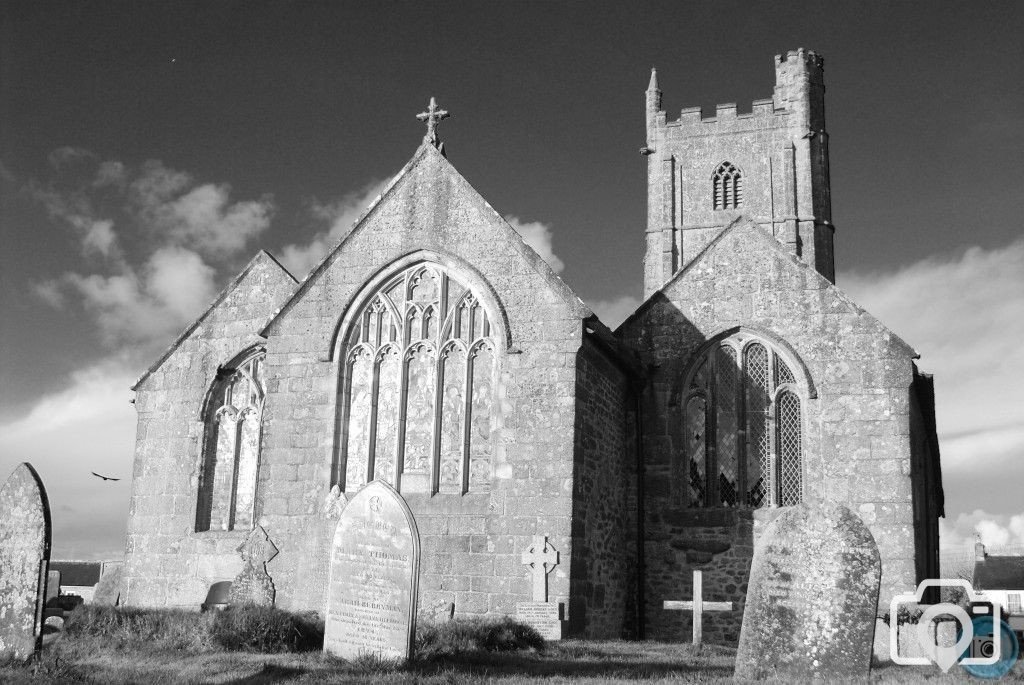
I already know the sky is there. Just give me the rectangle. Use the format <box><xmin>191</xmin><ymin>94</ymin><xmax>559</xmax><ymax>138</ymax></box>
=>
<box><xmin>1</xmin><ymin>1</ymin><xmax>1022</xmax><ymax>561</ymax></box>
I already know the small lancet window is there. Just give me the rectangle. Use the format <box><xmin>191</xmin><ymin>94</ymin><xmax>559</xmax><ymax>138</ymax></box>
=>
<box><xmin>682</xmin><ymin>335</ymin><xmax>803</xmax><ymax>508</ymax></box>
<box><xmin>712</xmin><ymin>161</ymin><xmax>743</xmax><ymax>210</ymax></box>
<box><xmin>196</xmin><ymin>350</ymin><xmax>265</xmax><ymax>532</ymax></box>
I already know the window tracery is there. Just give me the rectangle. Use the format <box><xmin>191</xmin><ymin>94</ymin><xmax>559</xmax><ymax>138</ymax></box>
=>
<box><xmin>196</xmin><ymin>350</ymin><xmax>265</xmax><ymax>532</ymax></box>
<box><xmin>683</xmin><ymin>335</ymin><xmax>803</xmax><ymax>508</ymax></box>
<box><xmin>338</xmin><ymin>264</ymin><xmax>497</xmax><ymax>494</ymax></box>
<box><xmin>712</xmin><ymin>161</ymin><xmax>743</xmax><ymax>210</ymax></box>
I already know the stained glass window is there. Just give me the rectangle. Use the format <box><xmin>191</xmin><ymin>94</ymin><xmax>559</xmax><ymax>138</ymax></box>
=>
<box><xmin>338</xmin><ymin>264</ymin><xmax>497</xmax><ymax>495</ymax></box>
<box><xmin>682</xmin><ymin>335</ymin><xmax>803</xmax><ymax>508</ymax></box>
<box><xmin>196</xmin><ymin>350</ymin><xmax>265</xmax><ymax>532</ymax></box>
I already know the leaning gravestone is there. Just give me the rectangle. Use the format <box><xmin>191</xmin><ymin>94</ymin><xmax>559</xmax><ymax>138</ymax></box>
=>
<box><xmin>45</xmin><ymin>570</ymin><xmax>61</xmax><ymax>606</ymax></box>
<box><xmin>324</xmin><ymin>480</ymin><xmax>420</xmax><ymax>662</ymax></box>
<box><xmin>735</xmin><ymin>501</ymin><xmax>880</xmax><ymax>682</ymax></box>
<box><xmin>93</xmin><ymin>564</ymin><xmax>124</xmax><ymax>607</ymax></box>
<box><xmin>0</xmin><ymin>463</ymin><xmax>52</xmax><ymax>660</ymax></box>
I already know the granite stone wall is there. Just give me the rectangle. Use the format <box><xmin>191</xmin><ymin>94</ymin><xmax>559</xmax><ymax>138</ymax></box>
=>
<box><xmin>122</xmin><ymin>253</ymin><xmax>297</xmax><ymax>607</ymax></box>
<box><xmin>619</xmin><ymin>219</ymin><xmax>928</xmax><ymax>644</ymax></box>
<box><xmin>568</xmin><ymin>336</ymin><xmax>637</xmax><ymax>638</ymax></box>
<box><xmin>246</xmin><ymin>143</ymin><xmax>600</xmax><ymax>629</ymax></box>
<box><xmin>120</xmin><ymin>143</ymin><xmax>641</xmax><ymax>640</ymax></box>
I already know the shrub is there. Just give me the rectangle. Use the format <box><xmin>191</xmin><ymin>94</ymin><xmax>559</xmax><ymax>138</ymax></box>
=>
<box><xmin>416</xmin><ymin>617</ymin><xmax>544</xmax><ymax>659</ymax></box>
<box><xmin>63</xmin><ymin>605</ymin><xmax>214</xmax><ymax>651</ymax></box>
<box><xmin>62</xmin><ymin>604</ymin><xmax>323</xmax><ymax>653</ymax></box>
<box><xmin>481</xmin><ymin>619</ymin><xmax>545</xmax><ymax>652</ymax></box>
<box><xmin>209</xmin><ymin>606</ymin><xmax>323</xmax><ymax>653</ymax></box>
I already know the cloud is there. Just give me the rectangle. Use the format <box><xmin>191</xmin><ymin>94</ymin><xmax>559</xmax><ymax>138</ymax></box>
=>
<box><xmin>840</xmin><ymin>239</ymin><xmax>1024</xmax><ymax>511</ymax></box>
<box><xmin>940</xmin><ymin>510</ymin><xmax>1024</xmax><ymax>551</ymax></box>
<box><xmin>28</xmin><ymin>151</ymin><xmax>268</xmax><ymax>350</ymax></box>
<box><xmin>0</xmin><ymin>358</ymin><xmax>136</xmax><ymax>560</ymax></box>
<box><xmin>506</xmin><ymin>215</ymin><xmax>565</xmax><ymax>274</ymax></box>
<box><xmin>145</xmin><ymin>182</ymin><xmax>274</xmax><ymax>258</ymax></box>
<box><xmin>590</xmin><ymin>295</ymin><xmax>642</xmax><ymax>329</ymax></box>
<box><xmin>54</xmin><ymin>247</ymin><xmax>218</xmax><ymax>347</ymax></box>
<box><xmin>278</xmin><ymin>178</ymin><xmax>391</xmax><ymax>278</ymax></box>
<box><xmin>47</xmin><ymin>146</ymin><xmax>97</xmax><ymax>170</ymax></box>
<box><xmin>27</xmin><ymin>182</ymin><xmax>122</xmax><ymax>259</ymax></box>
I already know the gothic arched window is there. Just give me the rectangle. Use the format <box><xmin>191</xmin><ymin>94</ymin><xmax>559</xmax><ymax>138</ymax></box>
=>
<box><xmin>712</xmin><ymin>161</ymin><xmax>743</xmax><ymax>210</ymax></box>
<box><xmin>196</xmin><ymin>349</ymin><xmax>265</xmax><ymax>532</ymax></box>
<box><xmin>682</xmin><ymin>335</ymin><xmax>803</xmax><ymax>508</ymax></box>
<box><xmin>338</xmin><ymin>263</ymin><xmax>498</xmax><ymax>495</ymax></box>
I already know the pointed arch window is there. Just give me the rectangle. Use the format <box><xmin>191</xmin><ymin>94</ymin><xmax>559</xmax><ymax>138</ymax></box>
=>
<box><xmin>712</xmin><ymin>161</ymin><xmax>743</xmax><ymax>210</ymax></box>
<box><xmin>196</xmin><ymin>350</ymin><xmax>265</xmax><ymax>532</ymax></box>
<box><xmin>682</xmin><ymin>335</ymin><xmax>803</xmax><ymax>508</ymax></box>
<box><xmin>337</xmin><ymin>263</ymin><xmax>498</xmax><ymax>495</ymax></box>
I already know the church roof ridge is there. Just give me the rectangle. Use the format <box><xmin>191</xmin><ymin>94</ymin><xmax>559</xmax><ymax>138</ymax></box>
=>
<box><xmin>617</xmin><ymin>217</ymin><xmax>919</xmax><ymax>359</ymax></box>
<box><xmin>131</xmin><ymin>249</ymin><xmax>297</xmax><ymax>391</ymax></box>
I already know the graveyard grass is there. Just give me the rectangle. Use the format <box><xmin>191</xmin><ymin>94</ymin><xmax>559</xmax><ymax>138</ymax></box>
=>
<box><xmin>3</xmin><ymin>608</ymin><xmax>1022</xmax><ymax>684</ymax></box>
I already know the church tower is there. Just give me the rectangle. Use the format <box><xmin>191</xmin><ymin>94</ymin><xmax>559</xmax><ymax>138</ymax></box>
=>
<box><xmin>643</xmin><ymin>49</ymin><xmax>834</xmax><ymax>298</ymax></box>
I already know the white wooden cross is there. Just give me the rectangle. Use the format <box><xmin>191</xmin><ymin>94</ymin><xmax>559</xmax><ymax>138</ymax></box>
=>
<box><xmin>521</xmin><ymin>535</ymin><xmax>559</xmax><ymax>602</ymax></box>
<box><xmin>662</xmin><ymin>570</ymin><xmax>733</xmax><ymax>646</ymax></box>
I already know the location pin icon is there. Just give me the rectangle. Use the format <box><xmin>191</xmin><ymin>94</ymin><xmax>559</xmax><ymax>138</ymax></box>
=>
<box><xmin>918</xmin><ymin>605</ymin><xmax>973</xmax><ymax>673</ymax></box>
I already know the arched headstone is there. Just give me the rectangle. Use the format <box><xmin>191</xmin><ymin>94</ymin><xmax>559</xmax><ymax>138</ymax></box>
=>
<box><xmin>0</xmin><ymin>463</ymin><xmax>52</xmax><ymax>660</ymax></box>
<box><xmin>735</xmin><ymin>501</ymin><xmax>881</xmax><ymax>681</ymax></box>
<box><xmin>324</xmin><ymin>480</ymin><xmax>420</xmax><ymax>662</ymax></box>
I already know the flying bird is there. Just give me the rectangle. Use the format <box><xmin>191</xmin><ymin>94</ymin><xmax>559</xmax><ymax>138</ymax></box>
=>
<box><xmin>91</xmin><ymin>472</ymin><xmax>120</xmax><ymax>482</ymax></box>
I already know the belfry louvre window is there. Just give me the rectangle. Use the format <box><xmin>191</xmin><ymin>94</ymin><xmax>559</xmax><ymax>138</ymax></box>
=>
<box><xmin>712</xmin><ymin>161</ymin><xmax>743</xmax><ymax>210</ymax></box>
<box><xmin>683</xmin><ymin>336</ymin><xmax>803</xmax><ymax>508</ymax></box>
<box><xmin>196</xmin><ymin>350</ymin><xmax>265</xmax><ymax>532</ymax></box>
<box><xmin>338</xmin><ymin>263</ymin><xmax>497</xmax><ymax>495</ymax></box>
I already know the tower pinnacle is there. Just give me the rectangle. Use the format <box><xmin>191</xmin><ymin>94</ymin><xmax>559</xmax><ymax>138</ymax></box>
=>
<box><xmin>647</xmin><ymin>67</ymin><xmax>659</xmax><ymax>92</ymax></box>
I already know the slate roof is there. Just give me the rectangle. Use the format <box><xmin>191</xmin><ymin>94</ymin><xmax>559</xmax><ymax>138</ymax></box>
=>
<box><xmin>50</xmin><ymin>561</ymin><xmax>102</xmax><ymax>586</ymax></box>
<box><xmin>974</xmin><ymin>555</ymin><xmax>1024</xmax><ymax>591</ymax></box>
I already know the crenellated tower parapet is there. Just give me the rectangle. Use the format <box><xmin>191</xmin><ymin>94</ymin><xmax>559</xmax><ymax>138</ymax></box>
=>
<box><xmin>642</xmin><ymin>50</ymin><xmax>835</xmax><ymax>299</ymax></box>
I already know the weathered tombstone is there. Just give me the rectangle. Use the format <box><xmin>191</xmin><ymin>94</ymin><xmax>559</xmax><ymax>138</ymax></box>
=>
<box><xmin>228</xmin><ymin>525</ymin><xmax>279</xmax><ymax>606</ymax></box>
<box><xmin>663</xmin><ymin>569</ymin><xmax>734</xmax><ymax>646</ymax></box>
<box><xmin>45</xmin><ymin>570</ymin><xmax>61</xmax><ymax>605</ymax></box>
<box><xmin>0</xmin><ymin>463</ymin><xmax>52</xmax><ymax>660</ymax></box>
<box><xmin>93</xmin><ymin>565</ymin><xmax>124</xmax><ymax>606</ymax></box>
<box><xmin>516</xmin><ymin>535</ymin><xmax>563</xmax><ymax>639</ymax></box>
<box><xmin>735</xmin><ymin>501</ymin><xmax>881</xmax><ymax>682</ymax></box>
<box><xmin>324</xmin><ymin>480</ymin><xmax>420</xmax><ymax>661</ymax></box>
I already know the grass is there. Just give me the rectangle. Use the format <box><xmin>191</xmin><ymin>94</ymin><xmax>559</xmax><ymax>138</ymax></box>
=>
<box><xmin>2</xmin><ymin>607</ymin><xmax>1021</xmax><ymax>683</ymax></box>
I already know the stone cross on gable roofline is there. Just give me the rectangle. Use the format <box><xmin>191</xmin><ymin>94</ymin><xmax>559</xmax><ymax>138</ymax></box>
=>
<box><xmin>416</xmin><ymin>97</ymin><xmax>450</xmax><ymax>149</ymax></box>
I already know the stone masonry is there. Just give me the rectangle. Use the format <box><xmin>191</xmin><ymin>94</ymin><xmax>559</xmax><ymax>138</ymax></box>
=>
<box><xmin>121</xmin><ymin>51</ymin><xmax>943</xmax><ymax>645</ymax></box>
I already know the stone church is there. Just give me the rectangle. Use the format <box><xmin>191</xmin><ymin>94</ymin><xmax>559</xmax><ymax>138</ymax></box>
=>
<box><xmin>121</xmin><ymin>49</ymin><xmax>944</xmax><ymax>643</ymax></box>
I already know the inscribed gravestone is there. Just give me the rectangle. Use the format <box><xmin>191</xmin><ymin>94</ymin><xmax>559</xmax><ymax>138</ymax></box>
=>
<box><xmin>324</xmin><ymin>480</ymin><xmax>420</xmax><ymax>661</ymax></box>
<box><xmin>228</xmin><ymin>525</ymin><xmax>278</xmax><ymax>606</ymax></box>
<box><xmin>516</xmin><ymin>535</ymin><xmax>563</xmax><ymax>639</ymax></box>
<box><xmin>735</xmin><ymin>501</ymin><xmax>880</xmax><ymax>682</ymax></box>
<box><xmin>0</xmin><ymin>463</ymin><xmax>52</xmax><ymax>660</ymax></box>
